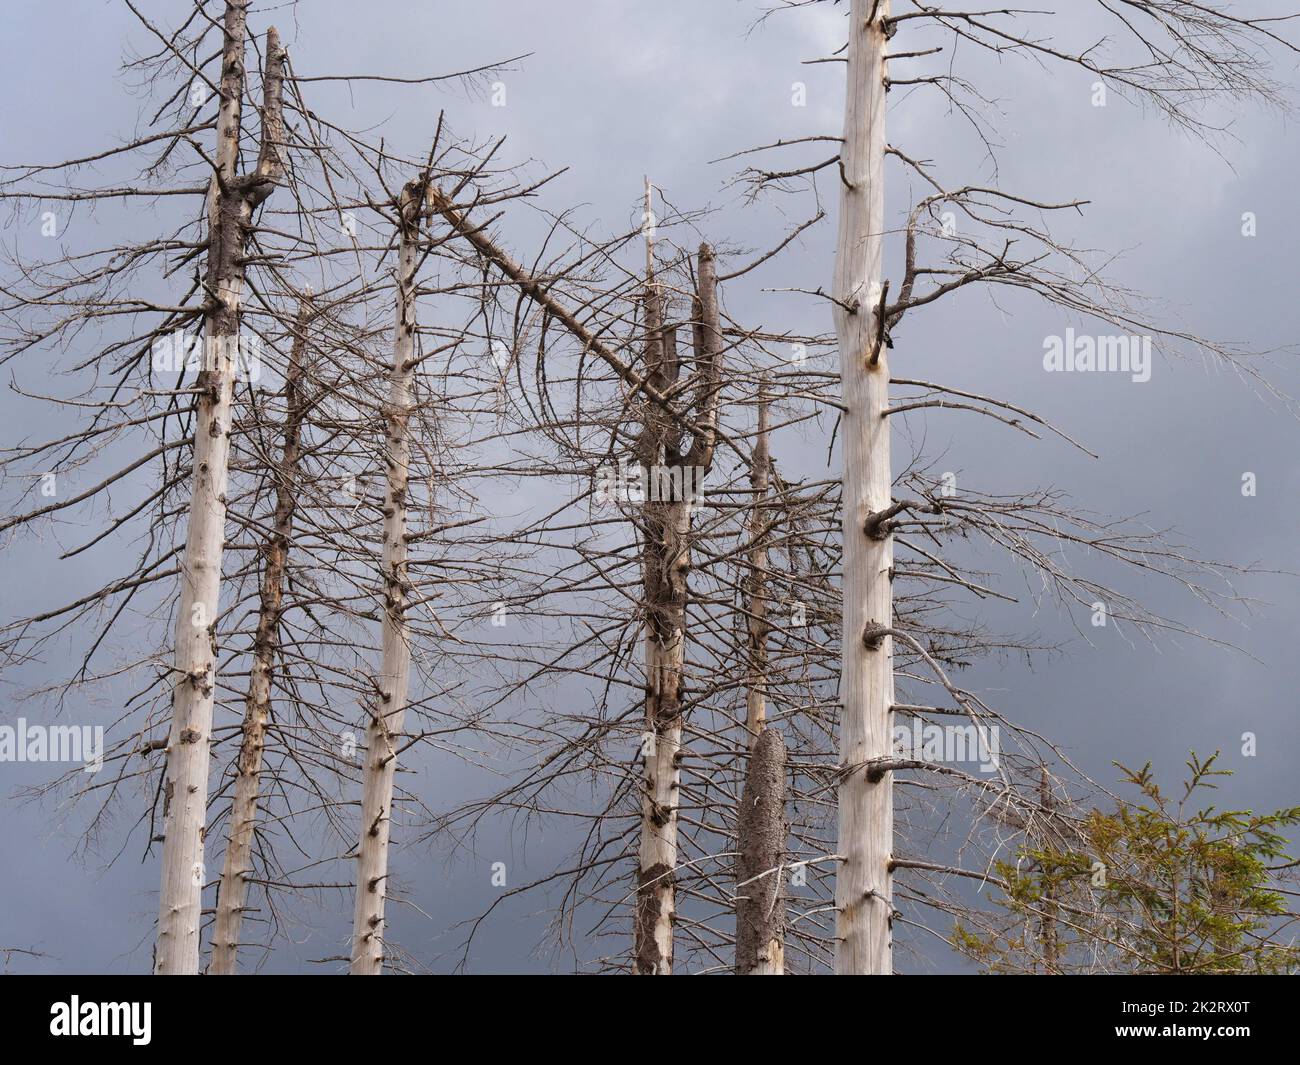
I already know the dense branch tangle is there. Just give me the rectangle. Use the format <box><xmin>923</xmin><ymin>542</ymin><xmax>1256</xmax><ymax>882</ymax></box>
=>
<box><xmin>0</xmin><ymin>0</ymin><xmax>536</xmax><ymax>974</ymax></box>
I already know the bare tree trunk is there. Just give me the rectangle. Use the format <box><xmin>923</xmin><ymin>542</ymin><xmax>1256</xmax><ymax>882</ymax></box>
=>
<box><xmin>633</xmin><ymin>240</ymin><xmax>722</xmax><ymax>975</ymax></box>
<box><xmin>735</xmin><ymin>387</ymin><xmax>785</xmax><ymax>975</ymax></box>
<box><xmin>350</xmin><ymin>180</ymin><xmax>421</xmax><ymax>975</ymax></box>
<box><xmin>155</xmin><ymin>6</ymin><xmax>285</xmax><ymax>975</ymax></box>
<box><xmin>632</xmin><ymin>206</ymin><xmax>682</xmax><ymax>975</ymax></box>
<box><xmin>635</xmin><ymin>495</ymin><xmax>690</xmax><ymax>975</ymax></box>
<box><xmin>210</xmin><ymin>297</ymin><xmax>309</xmax><ymax>974</ymax></box>
<box><xmin>735</xmin><ymin>728</ymin><xmax>787</xmax><ymax>975</ymax></box>
<box><xmin>833</xmin><ymin>0</ymin><xmax>894</xmax><ymax>976</ymax></box>
<box><xmin>744</xmin><ymin>387</ymin><xmax>770</xmax><ymax>742</ymax></box>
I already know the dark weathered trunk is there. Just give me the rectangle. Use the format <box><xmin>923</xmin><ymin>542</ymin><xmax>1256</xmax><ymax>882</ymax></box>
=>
<box><xmin>735</xmin><ymin>385</ymin><xmax>785</xmax><ymax>974</ymax></box>
<box><xmin>633</xmin><ymin>243</ymin><xmax>722</xmax><ymax>974</ymax></box>
<box><xmin>632</xmin><ymin>234</ymin><xmax>685</xmax><ymax>975</ymax></box>
<box><xmin>735</xmin><ymin>728</ymin><xmax>788</xmax><ymax>975</ymax></box>
<box><xmin>634</xmin><ymin>492</ymin><xmax>690</xmax><ymax>975</ymax></box>
<box><xmin>428</xmin><ymin>185</ymin><xmax>726</xmax><ymax>975</ymax></box>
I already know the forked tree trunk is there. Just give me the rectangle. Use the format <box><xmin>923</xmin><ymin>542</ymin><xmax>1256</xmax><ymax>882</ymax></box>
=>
<box><xmin>632</xmin><ymin>211</ymin><xmax>682</xmax><ymax>975</ymax></box>
<box><xmin>350</xmin><ymin>179</ymin><xmax>421</xmax><ymax>974</ymax></box>
<box><xmin>426</xmin><ymin>184</ymin><xmax>723</xmax><ymax>974</ymax></box>
<box><xmin>155</xmin><ymin>5</ymin><xmax>285</xmax><ymax>974</ymax></box>
<box><xmin>633</xmin><ymin>242</ymin><xmax>721</xmax><ymax>975</ymax></box>
<box><xmin>833</xmin><ymin>0</ymin><xmax>894</xmax><ymax>976</ymax></box>
<box><xmin>735</xmin><ymin>392</ymin><xmax>786</xmax><ymax>975</ymax></box>
<box><xmin>210</xmin><ymin>296</ymin><xmax>309</xmax><ymax>974</ymax></box>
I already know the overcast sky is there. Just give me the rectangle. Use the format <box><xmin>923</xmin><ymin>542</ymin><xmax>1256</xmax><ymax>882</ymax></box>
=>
<box><xmin>2</xmin><ymin>0</ymin><xmax>1299</xmax><ymax>973</ymax></box>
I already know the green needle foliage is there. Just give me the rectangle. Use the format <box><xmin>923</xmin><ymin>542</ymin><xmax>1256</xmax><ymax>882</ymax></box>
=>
<box><xmin>956</xmin><ymin>753</ymin><xmax>1300</xmax><ymax>974</ymax></box>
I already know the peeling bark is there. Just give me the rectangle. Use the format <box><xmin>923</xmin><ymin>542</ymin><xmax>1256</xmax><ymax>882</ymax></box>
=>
<box><xmin>632</xmin><ymin>241</ymin><xmax>722</xmax><ymax>974</ymax></box>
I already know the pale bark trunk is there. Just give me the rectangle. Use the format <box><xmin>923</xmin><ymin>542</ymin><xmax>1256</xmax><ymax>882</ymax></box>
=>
<box><xmin>833</xmin><ymin>0</ymin><xmax>894</xmax><ymax>976</ymax></box>
<box><xmin>155</xmin><ymin>5</ymin><xmax>284</xmax><ymax>975</ymax></box>
<box><xmin>210</xmin><ymin>297</ymin><xmax>308</xmax><ymax>975</ymax></box>
<box><xmin>350</xmin><ymin>182</ymin><xmax>420</xmax><ymax>975</ymax></box>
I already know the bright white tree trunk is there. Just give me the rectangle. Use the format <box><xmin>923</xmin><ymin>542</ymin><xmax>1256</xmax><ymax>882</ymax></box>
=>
<box><xmin>210</xmin><ymin>298</ymin><xmax>308</xmax><ymax>975</ymax></box>
<box><xmin>156</xmin><ymin>4</ymin><xmax>285</xmax><ymax>975</ymax></box>
<box><xmin>833</xmin><ymin>0</ymin><xmax>894</xmax><ymax>976</ymax></box>
<box><xmin>350</xmin><ymin>182</ymin><xmax>419</xmax><ymax>975</ymax></box>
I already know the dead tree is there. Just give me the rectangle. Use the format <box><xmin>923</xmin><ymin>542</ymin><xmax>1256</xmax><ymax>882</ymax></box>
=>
<box><xmin>349</xmin><ymin>176</ymin><xmax>425</xmax><ymax>975</ymax></box>
<box><xmin>156</xmin><ymin>7</ymin><xmax>287</xmax><ymax>976</ymax></box>
<box><xmin>735</xmin><ymin>728</ymin><xmax>788</xmax><ymax>975</ymax></box>
<box><xmin>831</xmin><ymin>0</ymin><xmax>893</xmax><ymax>978</ymax></box>
<box><xmin>210</xmin><ymin>294</ymin><xmax>310</xmax><ymax>975</ymax></box>
<box><xmin>420</xmin><ymin>180</ymin><xmax>829</xmax><ymax>972</ymax></box>
<box><xmin>734</xmin><ymin>386</ymin><xmax>788</xmax><ymax>975</ymax></box>
<box><xmin>0</xmin><ymin>1</ymin><xmax>523</xmax><ymax>973</ymax></box>
<box><xmin>743</xmin><ymin>387</ymin><xmax>771</xmax><ymax>743</ymax></box>
<box><xmin>630</xmin><ymin>218</ymin><xmax>724</xmax><ymax>973</ymax></box>
<box><xmin>729</xmin><ymin>0</ymin><xmax>1300</xmax><ymax>974</ymax></box>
